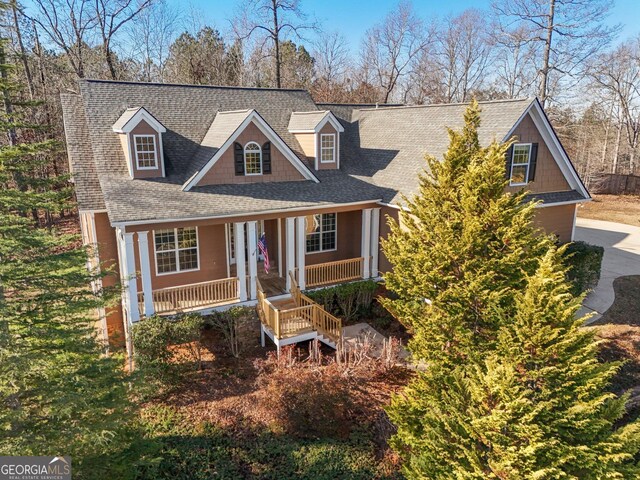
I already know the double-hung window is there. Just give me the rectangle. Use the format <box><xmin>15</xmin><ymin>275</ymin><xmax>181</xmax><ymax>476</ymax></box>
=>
<box><xmin>305</xmin><ymin>213</ymin><xmax>337</xmax><ymax>253</ymax></box>
<box><xmin>134</xmin><ymin>135</ymin><xmax>158</xmax><ymax>169</ymax></box>
<box><xmin>509</xmin><ymin>143</ymin><xmax>532</xmax><ymax>186</ymax></box>
<box><xmin>320</xmin><ymin>134</ymin><xmax>335</xmax><ymax>163</ymax></box>
<box><xmin>154</xmin><ymin>227</ymin><xmax>199</xmax><ymax>274</ymax></box>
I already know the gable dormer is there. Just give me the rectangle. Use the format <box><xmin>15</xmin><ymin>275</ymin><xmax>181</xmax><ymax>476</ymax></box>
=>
<box><xmin>288</xmin><ymin>111</ymin><xmax>344</xmax><ymax>170</ymax></box>
<box><xmin>112</xmin><ymin>107</ymin><xmax>166</xmax><ymax>179</ymax></box>
<box><xmin>182</xmin><ymin>109</ymin><xmax>318</xmax><ymax>190</ymax></box>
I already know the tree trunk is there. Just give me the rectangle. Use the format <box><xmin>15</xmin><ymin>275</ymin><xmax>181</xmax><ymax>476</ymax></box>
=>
<box><xmin>10</xmin><ymin>1</ymin><xmax>34</xmax><ymax>100</ymax></box>
<box><xmin>0</xmin><ymin>43</ymin><xmax>17</xmax><ymax>147</ymax></box>
<box><xmin>272</xmin><ymin>0</ymin><xmax>281</xmax><ymax>88</ymax></box>
<box><xmin>612</xmin><ymin>120</ymin><xmax>622</xmax><ymax>174</ymax></box>
<box><xmin>105</xmin><ymin>43</ymin><xmax>117</xmax><ymax>80</ymax></box>
<box><xmin>539</xmin><ymin>0</ymin><xmax>556</xmax><ymax>106</ymax></box>
<box><xmin>600</xmin><ymin>100</ymin><xmax>614</xmax><ymax>168</ymax></box>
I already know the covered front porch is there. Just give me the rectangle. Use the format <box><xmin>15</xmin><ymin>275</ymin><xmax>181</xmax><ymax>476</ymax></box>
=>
<box><xmin>119</xmin><ymin>206</ymin><xmax>382</xmax><ymax>323</ymax></box>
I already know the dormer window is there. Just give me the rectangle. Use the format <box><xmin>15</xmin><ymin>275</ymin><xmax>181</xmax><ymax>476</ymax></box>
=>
<box><xmin>320</xmin><ymin>134</ymin><xmax>335</xmax><ymax>163</ymax></box>
<box><xmin>288</xmin><ymin>110</ymin><xmax>344</xmax><ymax>170</ymax></box>
<box><xmin>244</xmin><ymin>142</ymin><xmax>262</xmax><ymax>175</ymax></box>
<box><xmin>134</xmin><ymin>135</ymin><xmax>158</xmax><ymax>169</ymax></box>
<box><xmin>112</xmin><ymin>107</ymin><xmax>166</xmax><ymax>179</ymax></box>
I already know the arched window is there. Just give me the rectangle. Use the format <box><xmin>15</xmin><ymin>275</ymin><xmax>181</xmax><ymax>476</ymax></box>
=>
<box><xmin>244</xmin><ymin>142</ymin><xmax>262</xmax><ymax>175</ymax></box>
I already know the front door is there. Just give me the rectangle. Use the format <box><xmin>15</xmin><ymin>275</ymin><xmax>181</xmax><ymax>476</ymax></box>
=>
<box><xmin>227</xmin><ymin>221</ymin><xmax>265</xmax><ymax>265</ymax></box>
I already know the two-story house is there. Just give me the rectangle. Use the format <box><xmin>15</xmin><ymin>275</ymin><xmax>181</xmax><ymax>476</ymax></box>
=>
<box><xmin>62</xmin><ymin>80</ymin><xmax>590</xmax><ymax>350</ymax></box>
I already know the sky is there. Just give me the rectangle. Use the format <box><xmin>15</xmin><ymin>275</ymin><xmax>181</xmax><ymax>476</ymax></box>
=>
<box><xmin>186</xmin><ymin>0</ymin><xmax>640</xmax><ymax>52</ymax></box>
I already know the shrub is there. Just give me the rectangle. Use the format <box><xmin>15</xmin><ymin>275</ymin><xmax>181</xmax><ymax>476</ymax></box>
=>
<box><xmin>305</xmin><ymin>280</ymin><xmax>378</xmax><ymax>322</ymax></box>
<box><xmin>563</xmin><ymin>241</ymin><xmax>604</xmax><ymax>296</ymax></box>
<box><xmin>132</xmin><ymin>314</ymin><xmax>204</xmax><ymax>389</ymax></box>
<box><xmin>203</xmin><ymin>306</ymin><xmax>258</xmax><ymax>357</ymax></box>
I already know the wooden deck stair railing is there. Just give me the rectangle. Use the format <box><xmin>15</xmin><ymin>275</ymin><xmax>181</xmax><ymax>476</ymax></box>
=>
<box><xmin>257</xmin><ymin>273</ymin><xmax>342</xmax><ymax>345</ymax></box>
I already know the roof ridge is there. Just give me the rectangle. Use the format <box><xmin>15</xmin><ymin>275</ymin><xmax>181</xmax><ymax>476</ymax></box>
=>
<box><xmin>360</xmin><ymin>98</ymin><xmax>534</xmax><ymax>112</ymax></box>
<box><xmin>291</xmin><ymin>110</ymin><xmax>326</xmax><ymax>115</ymax></box>
<box><xmin>217</xmin><ymin>108</ymin><xmax>253</xmax><ymax>115</ymax></box>
<box><xmin>81</xmin><ymin>78</ymin><xmax>309</xmax><ymax>93</ymax></box>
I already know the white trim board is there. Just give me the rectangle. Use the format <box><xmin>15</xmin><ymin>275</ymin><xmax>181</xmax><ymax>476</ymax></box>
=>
<box><xmin>182</xmin><ymin>110</ymin><xmax>319</xmax><ymax>190</ymax></box>
<box><xmin>112</xmin><ymin>107</ymin><xmax>166</xmax><ymax>134</ymax></box>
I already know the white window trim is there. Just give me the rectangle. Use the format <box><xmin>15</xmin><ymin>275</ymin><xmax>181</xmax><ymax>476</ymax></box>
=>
<box><xmin>320</xmin><ymin>133</ymin><xmax>336</xmax><ymax>164</ymax></box>
<box><xmin>509</xmin><ymin>142</ymin><xmax>532</xmax><ymax>187</ymax></box>
<box><xmin>244</xmin><ymin>141</ymin><xmax>263</xmax><ymax>176</ymax></box>
<box><xmin>133</xmin><ymin>134</ymin><xmax>159</xmax><ymax>170</ymax></box>
<box><xmin>153</xmin><ymin>226</ymin><xmax>201</xmax><ymax>276</ymax></box>
<box><xmin>305</xmin><ymin>213</ymin><xmax>338</xmax><ymax>254</ymax></box>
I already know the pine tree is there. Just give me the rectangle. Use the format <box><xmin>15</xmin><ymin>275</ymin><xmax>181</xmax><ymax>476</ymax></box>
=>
<box><xmin>384</xmin><ymin>102</ymin><xmax>640</xmax><ymax>478</ymax></box>
<box><xmin>389</xmin><ymin>249</ymin><xmax>640</xmax><ymax>478</ymax></box>
<box><xmin>382</xmin><ymin>100</ymin><xmax>554</xmax><ymax>366</ymax></box>
<box><xmin>0</xmin><ymin>30</ymin><xmax>134</xmax><ymax>477</ymax></box>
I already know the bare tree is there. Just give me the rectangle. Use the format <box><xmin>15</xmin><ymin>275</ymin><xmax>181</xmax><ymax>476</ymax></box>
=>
<box><xmin>433</xmin><ymin>9</ymin><xmax>491</xmax><ymax>103</ymax></box>
<box><xmin>28</xmin><ymin>0</ymin><xmax>97</xmax><ymax>78</ymax></box>
<box><xmin>491</xmin><ymin>23</ymin><xmax>538</xmax><ymax>99</ymax></box>
<box><xmin>94</xmin><ymin>0</ymin><xmax>153</xmax><ymax>80</ymax></box>
<box><xmin>311</xmin><ymin>30</ymin><xmax>350</xmax><ymax>102</ymax></box>
<box><xmin>589</xmin><ymin>36</ymin><xmax>640</xmax><ymax>174</ymax></box>
<box><xmin>360</xmin><ymin>1</ymin><xmax>432</xmax><ymax>103</ymax></box>
<box><xmin>492</xmin><ymin>0</ymin><xmax>620</xmax><ymax>106</ymax></box>
<box><xmin>234</xmin><ymin>0</ymin><xmax>316</xmax><ymax>88</ymax></box>
<box><xmin>128</xmin><ymin>0</ymin><xmax>181</xmax><ymax>82</ymax></box>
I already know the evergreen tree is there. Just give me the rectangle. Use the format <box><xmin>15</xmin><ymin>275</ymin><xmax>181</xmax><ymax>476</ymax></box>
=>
<box><xmin>0</xmin><ymin>33</ymin><xmax>134</xmax><ymax>477</ymax></box>
<box><xmin>382</xmin><ymin>100</ymin><xmax>554</xmax><ymax>366</ymax></box>
<box><xmin>389</xmin><ymin>249</ymin><xmax>640</xmax><ymax>478</ymax></box>
<box><xmin>384</xmin><ymin>101</ymin><xmax>640</xmax><ymax>478</ymax></box>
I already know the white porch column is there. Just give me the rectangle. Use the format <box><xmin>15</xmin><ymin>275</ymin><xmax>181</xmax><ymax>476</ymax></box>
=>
<box><xmin>277</xmin><ymin>218</ymin><xmax>283</xmax><ymax>276</ymax></box>
<box><xmin>123</xmin><ymin>232</ymin><xmax>140</xmax><ymax>323</ymax></box>
<box><xmin>247</xmin><ymin>220</ymin><xmax>258</xmax><ymax>300</ymax></box>
<box><xmin>361</xmin><ymin>208</ymin><xmax>372</xmax><ymax>278</ymax></box>
<box><xmin>137</xmin><ymin>231</ymin><xmax>154</xmax><ymax>316</ymax></box>
<box><xmin>286</xmin><ymin>217</ymin><xmax>295</xmax><ymax>290</ymax></box>
<box><xmin>370</xmin><ymin>208</ymin><xmax>381</xmax><ymax>278</ymax></box>
<box><xmin>296</xmin><ymin>216</ymin><xmax>306</xmax><ymax>290</ymax></box>
<box><xmin>234</xmin><ymin>222</ymin><xmax>247</xmax><ymax>302</ymax></box>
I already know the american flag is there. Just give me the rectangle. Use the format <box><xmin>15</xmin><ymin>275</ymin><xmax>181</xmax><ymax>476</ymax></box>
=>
<box><xmin>258</xmin><ymin>233</ymin><xmax>270</xmax><ymax>274</ymax></box>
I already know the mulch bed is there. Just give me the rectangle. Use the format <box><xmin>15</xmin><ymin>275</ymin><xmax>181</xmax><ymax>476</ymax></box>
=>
<box><xmin>586</xmin><ymin>275</ymin><xmax>640</xmax><ymax>422</ymax></box>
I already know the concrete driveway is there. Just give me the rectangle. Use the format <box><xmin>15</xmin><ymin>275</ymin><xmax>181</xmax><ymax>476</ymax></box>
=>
<box><xmin>574</xmin><ymin>218</ymin><xmax>640</xmax><ymax>323</ymax></box>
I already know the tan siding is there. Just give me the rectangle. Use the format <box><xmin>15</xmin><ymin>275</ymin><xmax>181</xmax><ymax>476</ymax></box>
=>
<box><xmin>197</xmin><ymin>121</ymin><xmax>306</xmax><ymax>185</ymax></box>
<box><xmin>94</xmin><ymin>212</ymin><xmax>125</xmax><ymax>346</ymax></box>
<box><xmin>505</xmin><ymin>113</ymin><xmax>570</xmax><ymax>194</ymax></box>
<box><xmin>293</xmin><ymin>132</ymin><xmax>315</xmax><ymax>158</ymax></box>
<box><xmin>317</xmin><ymin>123</ymin><xmax>338</xmax><ymax>170</ymax></box>
<box><xmin>305</xmin><ymin>210</ymin><xmax>362</xmax><ymax>265</ymax></box>
<box><xmin>533</xmin><ymin>204</ymin><xmax>576</xmax><ymax>243</ymax></box>
<box><xmin>133</xmin><ymin>223</ymin><xmax>229</xmax><ymax>291</ymax></box>
<box><xmin>264</xmin><ymin>219</ymin><xmax>279</xmax><ymax>273</ymax></box>
<box><xmin>128</xmin><ymin>119</ymin><xmax>163</xmax><ymax>179</ymax></box>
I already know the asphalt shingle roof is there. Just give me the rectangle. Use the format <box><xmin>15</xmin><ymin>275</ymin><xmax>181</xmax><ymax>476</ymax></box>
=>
<box><xmin>288</xmin><ymin>110</ymin><xmax>328</xmax><ymax>131</ymax></box>
<box><xmin>337</xmin><ymin>99</ymin><xmax>533</xmax><ymax>204</ymax></box>
<box><xmin>185</xmin><ymin>109</ymin><xmax>254</xmax><ymax>184</ymax></box>
<box><xmin>61</xmin><ymin>81</ymin><xmax>585</xmax><ymax>224</ymax></box>
<box><xmin>61</xmin><ymin>93</ymin><xmax>106</xmax><ymax>210</ymax></box>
